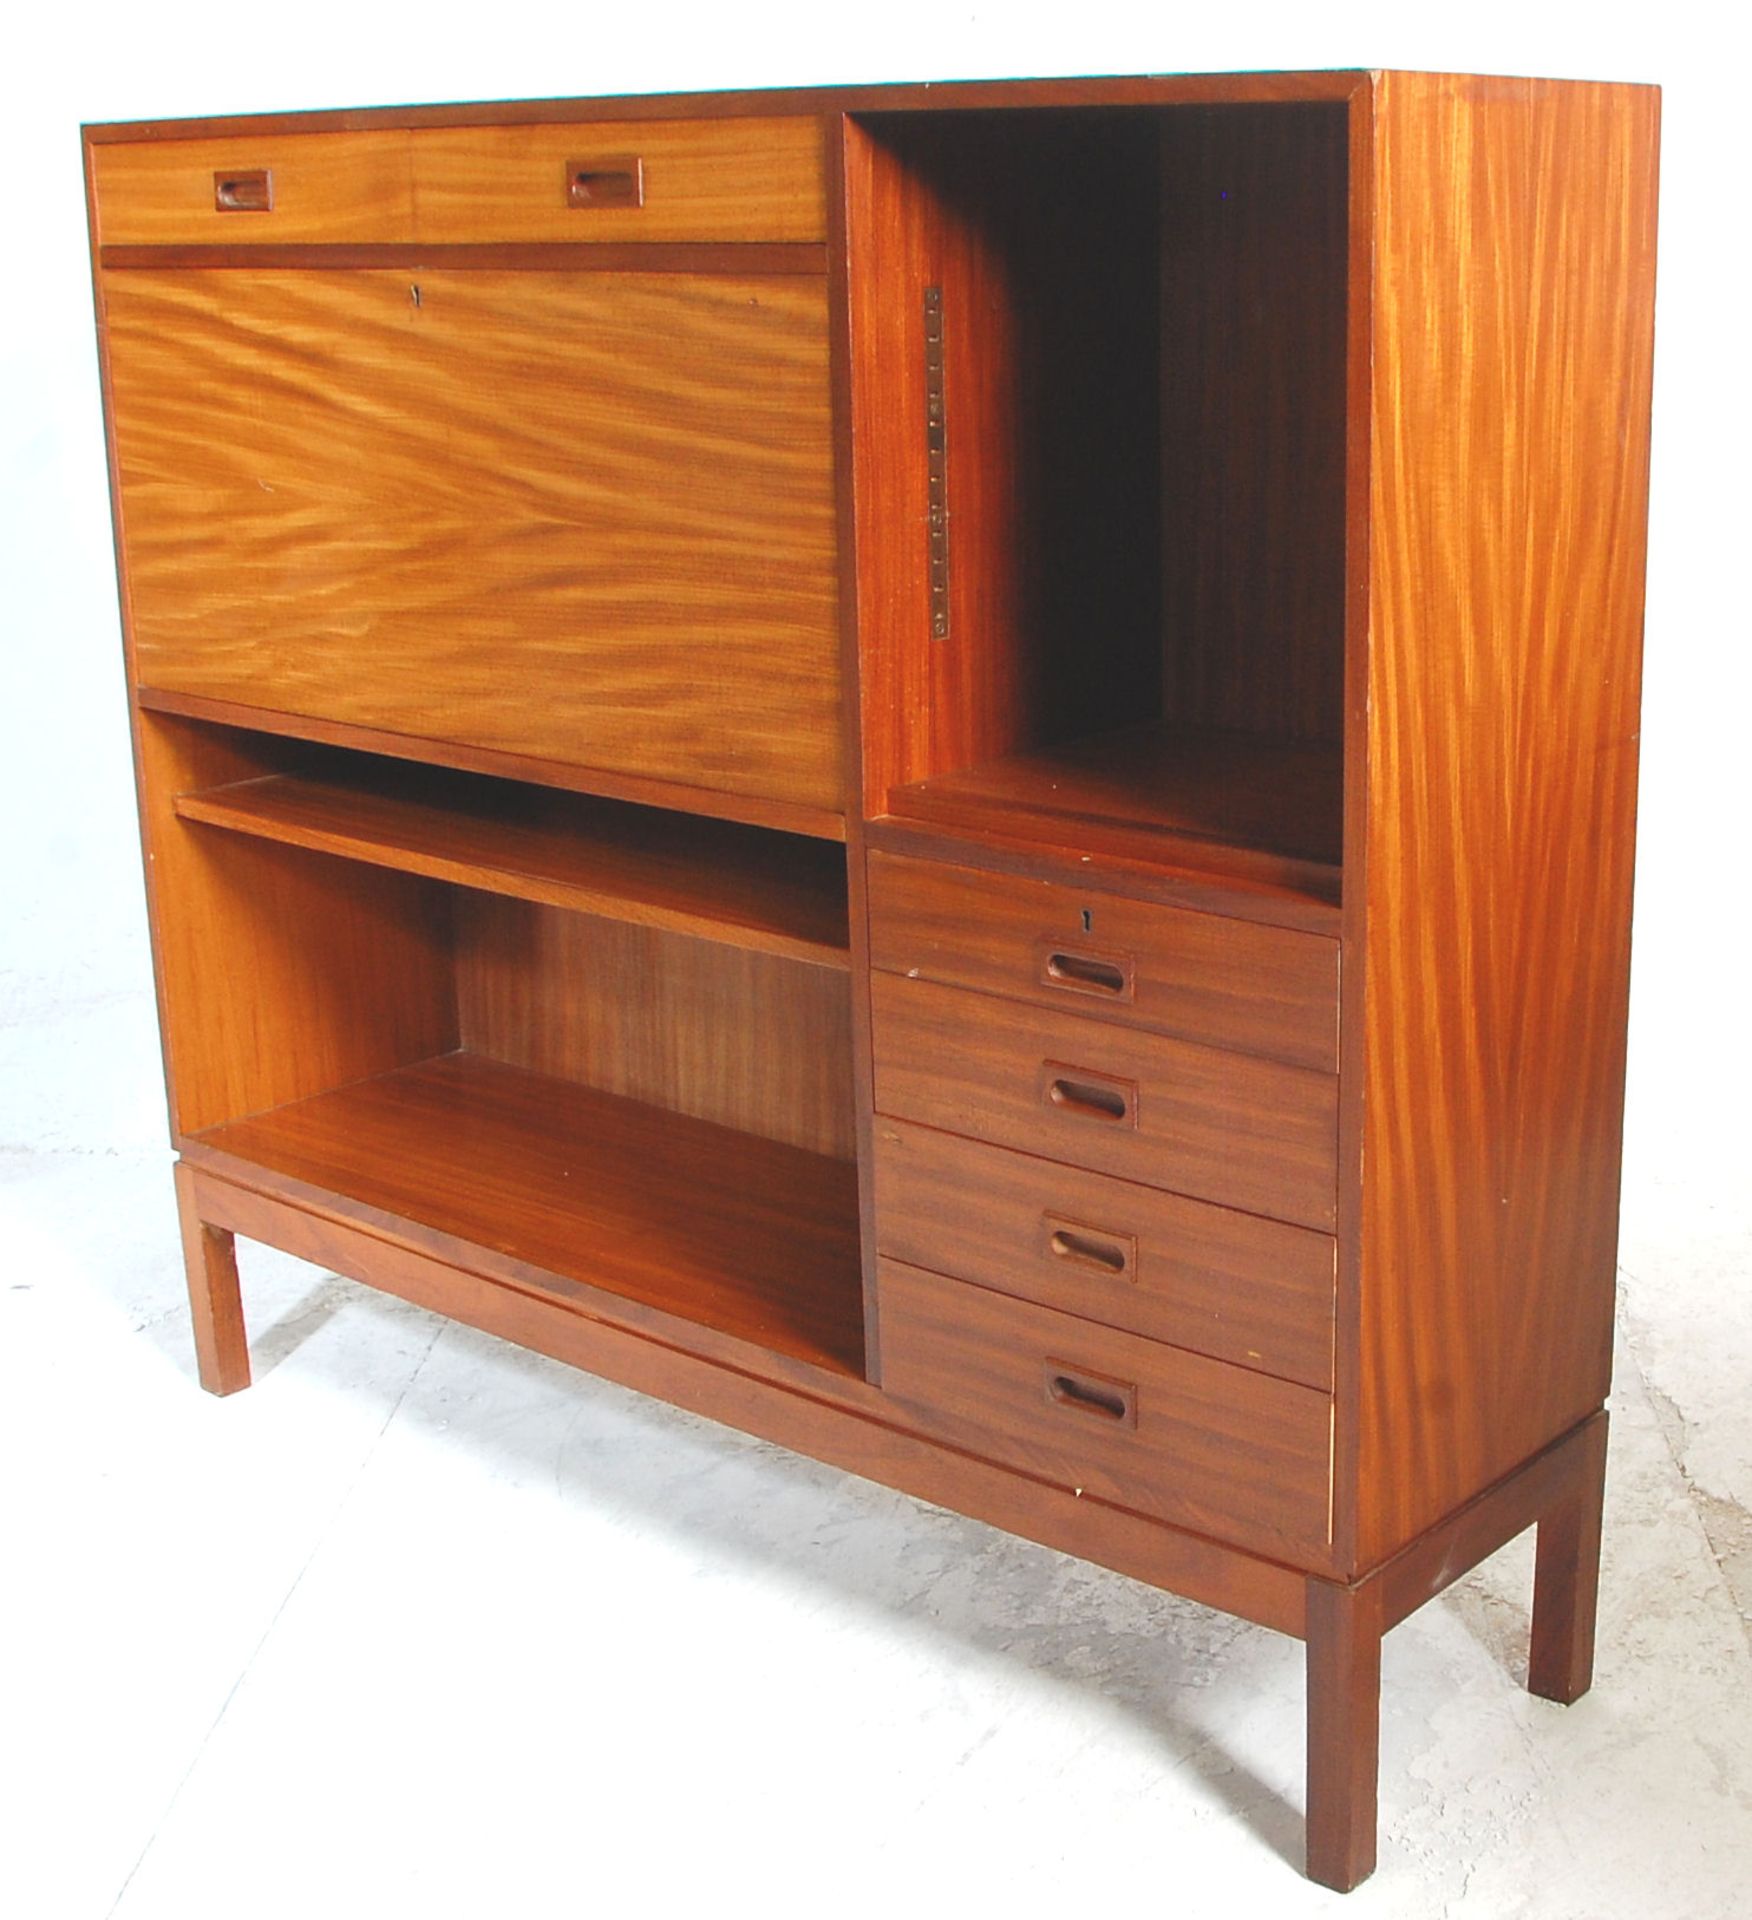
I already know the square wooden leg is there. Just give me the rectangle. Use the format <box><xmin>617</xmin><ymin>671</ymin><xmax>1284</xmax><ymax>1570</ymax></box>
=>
<box><xmin>173</xmin><ymin>1160</ymin><xmax>251</xmax><ymax>1396</ymax></box>
<box><xmin>1528</xmin><ymin>1410</ymin><xmax>1608</xmax><ymax>1704</ymax></box>
<box><xmin>1305</xmin><ymin>1577</ymin><xmax>1383</xmax><ymax>1892</ymax></box>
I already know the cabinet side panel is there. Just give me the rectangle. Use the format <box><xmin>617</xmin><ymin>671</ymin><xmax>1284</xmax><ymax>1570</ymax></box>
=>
<box><xmin>1356</xmin><ymin>74</ymin><xmax>1658</xmax><ymax>1566</ymax></box>
<box><xmin>843</xmin><ymin>113</ymin><xmax>1160</xmax><ymax>813</ymax></box>
<box><xmin>137</xmin><ymin>715</ymin><xmax>459</xmax><ymax>1138</ymax></box>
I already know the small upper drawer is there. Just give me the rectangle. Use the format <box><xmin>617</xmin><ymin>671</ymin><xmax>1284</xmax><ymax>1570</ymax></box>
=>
<box><xmin>91</xmin><ymin>132</ymin><xmax>416</xmax><ymax>247</ymax></box>
<box><xmin>409</xmin><ymin>118</ymin><xmax>826</xmax><ymax>244</ymax></box>
<box><xmin>867</xmin><ymin>851</ymin><xmax>1339</xmax><ymax>1072</ymax></box>
<box><xmin>874</xmin><ymin>1120</ymin><xmax>1336</xmax><ymax>1390</ymax></box>
<box><xmin>878</xmin><ymin>1258</ymin><xmax>1332</xmax><ymax>1564</ymax></box>
<box><xmin>871</xmin><ymin>972</ymin><xmax>1338</xmax><ymax>1231</ymax></box>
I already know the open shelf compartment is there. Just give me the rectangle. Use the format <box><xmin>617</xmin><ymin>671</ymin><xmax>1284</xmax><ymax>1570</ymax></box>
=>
<box><xmin>145</xmin><ymin>710</ymin><xmax>865</xmax><ymax>1382</ymax></box>
<box><xmin>886</xmin><ymin>722</ymin><xmax>1342</xmax><ymax>901</ymax></box>
<box><xmin>175</xmin><ymin>749</ymin><xmax>850</xmax><ymax>969</ymax></box>
<box><xmin>190</xmin><ymin>1052</ymin><xmax>865</xmax><ymax>1378</ymax></box>
<box><xmin>846</xmin><ymin>102</ymin><xmax>1351</xmax><ymax>905</ymax></box>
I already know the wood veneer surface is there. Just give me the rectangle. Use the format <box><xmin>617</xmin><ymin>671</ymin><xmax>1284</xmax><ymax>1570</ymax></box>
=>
<box><xmin>874</xmin><ymin>1119</ymin><xmax>1336</xmax><ymax>1390</ymax></box>
<box><xmin>887</xmin><ymin>723</ymin><xmax>1343</xmax><ymax>898</ymax></box>
<box><xmin>84</xmin><ymin>73</ymin><xmax>1370</xmax><ymax>146</ymax></box>
<box><xmin>865</xmin><ymin>816</ymin><xmax>1343</xmax><ymax>936</ymax></box>
<box><xmin>844</xmin><ymin>114</ymin><xmax>1163</xmax><ymax>817</ymax></box>
<box><xmin>871</xmin><ymin>972</ymin><xmax>1339</xmax><ymax>1232</ymax></box>
<box><xmin>1159</xmin><ymin>103</ymin><xmax>1349</xmax><ymax>743</ymax></box>
<box><xmin>1352</xmin><ymin>73</ymin><xmax>1658</xmax><ymax>1565</ymax></box>
<box><xmin>176</xmin><ymin>763</ymin><xmax>850</xmax><ymax>968</ymax></box>
<box><xmin>104</xmin><ymin>268</ymin><xmax>842</xmax><ymax>814</ymax></box>
<box><xmin>193</xmin><ymin>1052</ymin><xmax>865</xmax><ymax>1375</ymax></box>
<box><xmin>92</xmin><ymin>131</ymin><xmax>417</xmax><ymax>245</ymax></box>
<box><xmin>136</xmin><ymin>685</ymin><xmax>848</xmax><ymax>843</ymax></box>
<box><xmin>93</xmin><ymin>119</ymin><xmax>823</xmax><ymax>248</ymax></box>
<box><xmin>456</xmin><ymin>898</ymin><xmax>857</xmax><ymax>1161</ymax></box>
<box><xmin>878</xmin><ymin>1257</ymin><xmax>1332</xmax><ymax>1563</ymax></box>
<box><xmin>866</xmin><ymin>848</ymin><xmax>1339</xmax><ymax>1070</ymax></box>
<box><xmin>412</xmin><ymin>118</ymin><xmax>825</xmax><ymax>242</ymax></box>
<box><xmin>135</xmin><ymin>715</ymin><xmax>458</xmax><ymax>1138</ymax></box>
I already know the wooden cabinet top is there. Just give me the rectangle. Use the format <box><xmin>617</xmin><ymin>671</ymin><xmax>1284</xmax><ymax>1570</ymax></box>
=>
<box><xmin>82</xmin><ymin>67</ymin><xmax>1656</xmax><ymax>147</ymax></box>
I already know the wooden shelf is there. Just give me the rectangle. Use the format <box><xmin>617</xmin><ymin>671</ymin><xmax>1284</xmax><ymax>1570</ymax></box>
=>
<box><xmin>174</xmin><ymin>761</ymin><xmax>850</xmax><ymax>969</ymax></box>
<box><xmin>189</xmin><ymin>1052</ymin><xmax>866</xmax><ymax>1379</ymax></box>
<box><xmin>885</xmin><ymin>723</ymin><xmax>1343</xmax><ymax>906</ymax></box>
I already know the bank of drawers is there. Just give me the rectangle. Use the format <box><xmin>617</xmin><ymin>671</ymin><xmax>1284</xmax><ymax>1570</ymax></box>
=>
<box><xmin>90</xmin><ymin>116</ymin><xmax>826</xmax><ymax>248</ymax></box>
<box><xmin>869</xmin><ymin>850</ymin><xmax>1340</xmax><ymax>1563</ymax></box>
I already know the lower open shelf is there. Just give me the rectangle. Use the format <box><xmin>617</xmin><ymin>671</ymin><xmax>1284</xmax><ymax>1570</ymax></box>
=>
<box><xmin>187</xmin><ymin>1052</ymin><xmax>866</xmax><ymax>1380</ymax></box>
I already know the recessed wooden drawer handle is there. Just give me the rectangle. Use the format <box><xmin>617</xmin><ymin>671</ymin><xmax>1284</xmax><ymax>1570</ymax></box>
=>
<box><xmin>1041</xmin><ymin>1062</ymin><xmax>1136</xmax><ymax>1126</ymax></box>
<box><xmin>566</xmin><ymin>156</ymin><xmax>645</xmax><ymax>209</ymax></box>
<box><xmin>1044</xmin><ymin>1361</ymin><xmax>1137</xmax><ymax>1427</ymax></box>
<box><xmin>1042</xmin><ymin>947</ymin><xmax>1133</xmax><ymax>999</ymax></box>
<box><xmin>1044</xmin><ymin>1214</ymin><xmax>1135</xmax><ymax>1279</ymax></box>
<box><xmin>213</xmin><ymin>169</ymin><xmax>272</xmax><ymax>213</ymax></box>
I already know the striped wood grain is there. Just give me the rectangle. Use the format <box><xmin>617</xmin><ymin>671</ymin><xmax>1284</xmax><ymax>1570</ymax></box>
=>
<box><xmin>455</xmin><ymin>895</ymin><xmax>857</xmax><ymax>1161</ymax></box>
<box><xmin>878</xmin><ymin>1257</ymin><xmax>1333</xmax><ymax>1564</ymax></box>
<box><xmin>871</xmin><ymin>971</ymin><xmax>1339</xmax><ymax>1232</ymax></box>
<box><xmin>1352</xmin><ymin>73</ymin><xmax>1659</xmax><ymax>1566</ymax></box>
<box><xmin>136</xmin><ymin>714</ymin><xmax>457</xmax><ymax>1138</ymax></box>
<box><xmin>103</xmin><ymin>269</ymin><xmax>842</xmax><ymax>815</ymax></box>
<box><xmin>1159</xmin><ymin>103</ymin><xmax>1350</xmax><ymax>744</ymax></box>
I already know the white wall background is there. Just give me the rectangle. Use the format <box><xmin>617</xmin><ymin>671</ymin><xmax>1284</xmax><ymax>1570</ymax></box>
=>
<box><xmin>3</xmin><ymin>7</ymin><xmax>1748</xmax><ymax>1916</ymax></box>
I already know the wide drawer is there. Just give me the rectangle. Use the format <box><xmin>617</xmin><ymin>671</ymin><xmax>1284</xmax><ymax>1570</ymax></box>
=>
<box><xmin>873</xmin><ymin>1120</ymin><xmax>1335</xmax><ymax>1389</ymax></box>
<box><xmin>870</xmin><ymin>973</ymin><xmax>1338</xmax><ymax>1231</ymax></box>
<box><xmin>868</xmin><ymin>850</ymin><xmax>1339</xmax><ymax>1071</ymax></box>
<box><xmin>91</xmin><ymin>132</ymin><xmax>416</xmax><ymax>246</ymax></box>
<box><xmin>878</xmin><ymin>1258</ymin><xmax>1332</xmax><ymax>1563</ymax></box>
<box><xmin>410</xmin><ymin>118</ymin><xmax>825</xmax><ymax>244</ymax></box>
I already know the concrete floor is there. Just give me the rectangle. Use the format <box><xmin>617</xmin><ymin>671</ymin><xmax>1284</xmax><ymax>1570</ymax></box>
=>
<box><xmin>2</xmin><ymin>982</ymin><xmax>1749</xmax><ymax>1920</ymax></box>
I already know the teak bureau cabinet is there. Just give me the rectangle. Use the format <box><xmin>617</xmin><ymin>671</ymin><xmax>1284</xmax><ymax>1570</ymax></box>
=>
<box><xmin>84</xmin><ymin>69</ymin><xmax>1659</xmax><ymax>1890</ymax></box>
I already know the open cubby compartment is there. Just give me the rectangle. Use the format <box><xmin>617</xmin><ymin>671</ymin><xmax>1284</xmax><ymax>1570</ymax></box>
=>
<box><xmin>140</xmin><ymin>710</ymin><xmax>864</xmax><ymax>1380</ymax></box>
<box><xmin>845</xmin><ymin>102</ymin><xmax>1349</xmax><ymax>908</ymax></box>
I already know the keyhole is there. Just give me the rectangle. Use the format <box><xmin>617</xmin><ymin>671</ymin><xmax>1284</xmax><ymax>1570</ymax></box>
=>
<box><xmin>410</xmin><ymin>284</ymin><xmax>422</xmax><ymax>308</ymax></box>
<box><xmin>1081</xmin><ymin>907</ymin><xmax>1093</xmax><ymax>933</ymax></box>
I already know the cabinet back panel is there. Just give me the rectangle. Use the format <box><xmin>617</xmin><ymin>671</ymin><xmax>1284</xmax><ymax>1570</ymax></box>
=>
<box><xmin>454</xmin><ymin>896</ymin><xmax>856</xmax><ymax>1159</ymax></box>
<box><xmin>1159</xmin><ymin>104</ymin><xmax>1348</xmax><ymax>744</ymax></box>
<box><xmin>104</xmin><ymin>269</ymin><xmax>842</xmax><ymax>813</ymax></box>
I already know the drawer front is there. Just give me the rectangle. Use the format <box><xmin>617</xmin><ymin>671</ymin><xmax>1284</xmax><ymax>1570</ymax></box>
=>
<box><xmin>879</xmin><ymin>1258</ymin><xmax>1332</xmax><ymax>1562</ymax></box>
<box><xmin>106</xmin><ymin>268</ymin><xmax>842</xmax><ymax>814</ymax></box>
<box><xmin>871</xmin><ymin>973</ymin><xmax>1338</xmax><ymax>1231</ymax></box>
<box><xmin>411</xmin><ymin>118</ymin><xmax>825</xmax><ymax>243</ymax></box>
<box><xmin>868</xmin><ymin>850</ymin><xmax>1339</xmax><ymax>1071</ymax></box>
<box><xmin>874</xmin><ymin>1120</ymin><xmax>1335</xmax><ymax>1390</ymax></box>
<box><xmin>92</xmin><ymin>132</ymin><xmax>415</xmax><ymax>246</ymax></box>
